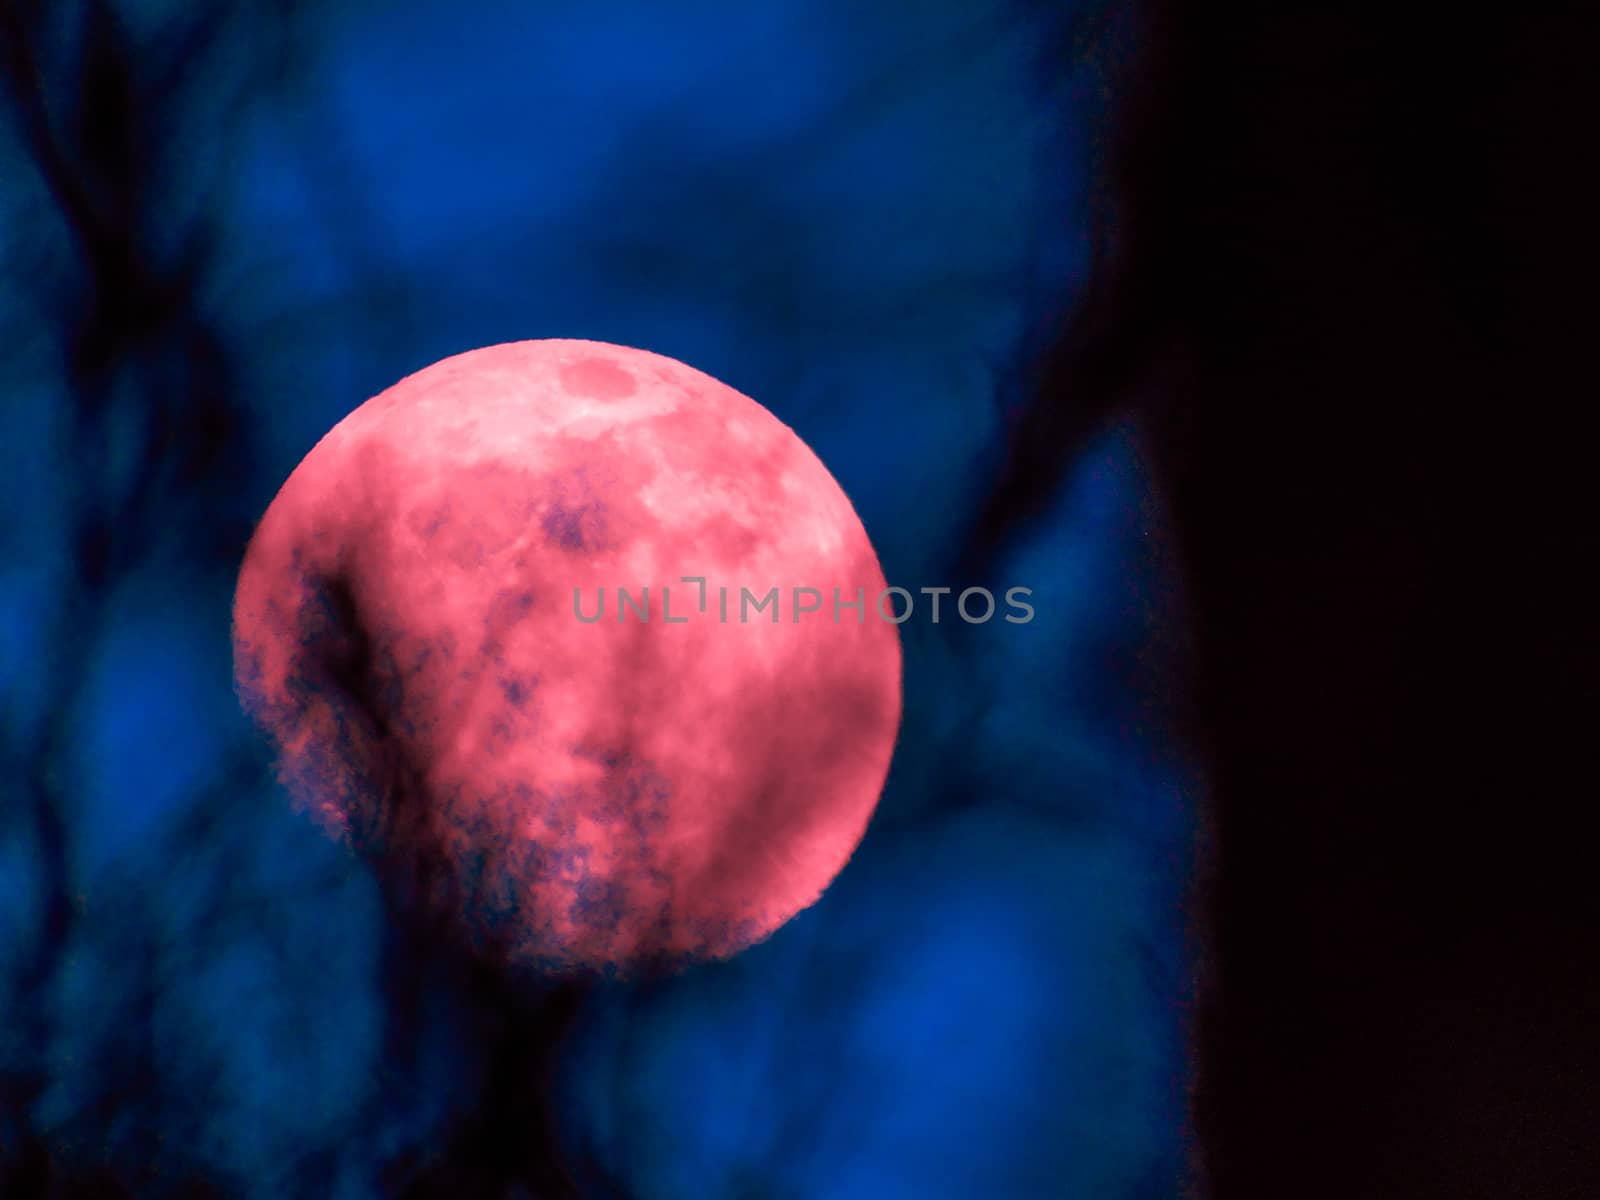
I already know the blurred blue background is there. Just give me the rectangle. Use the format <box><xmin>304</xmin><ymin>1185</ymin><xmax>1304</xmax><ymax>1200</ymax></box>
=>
<box><xmin>0</xmin><ymin>0</ymin><xmax>1190</xmax><ymax>1195</ymax></box>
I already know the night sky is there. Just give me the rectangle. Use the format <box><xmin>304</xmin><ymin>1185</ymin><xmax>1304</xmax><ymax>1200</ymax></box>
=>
<box><xmin>1</xmin><ymin>1</ymin><xmax>1190</xmax><ymax>1195</ymax></box>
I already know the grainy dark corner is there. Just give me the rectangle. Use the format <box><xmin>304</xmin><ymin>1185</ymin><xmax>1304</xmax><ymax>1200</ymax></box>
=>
<box><xmin>1039</xmin><ymin>3</ymin><xmax>1600</xmax><ymax>1197</ymax></box>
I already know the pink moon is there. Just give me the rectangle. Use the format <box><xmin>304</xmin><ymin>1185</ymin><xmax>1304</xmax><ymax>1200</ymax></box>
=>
<box><xmin>232</xmin><ymin>340</ymin><xmax>902</xmax><ymax>971</ymax></box>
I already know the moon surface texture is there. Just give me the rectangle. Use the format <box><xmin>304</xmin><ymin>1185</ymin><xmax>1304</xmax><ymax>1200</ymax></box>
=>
<box><xmin>233</xmin><ymin>340</ymin><xmax>902</xmax><ymax>972</ymax></box>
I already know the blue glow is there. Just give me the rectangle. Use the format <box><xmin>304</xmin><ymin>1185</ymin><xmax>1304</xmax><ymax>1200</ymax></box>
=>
<box><xmin>0</xmin><ymin>0</ymin><xmax>1188</xmax><ymax>1192</ymax></box>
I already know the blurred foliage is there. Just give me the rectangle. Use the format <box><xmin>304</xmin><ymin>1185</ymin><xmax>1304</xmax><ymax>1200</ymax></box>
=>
<box><xmin>0</xmin><ymin>0</ymin><xmax>1186</xmax><ymax>1195</ymax></box>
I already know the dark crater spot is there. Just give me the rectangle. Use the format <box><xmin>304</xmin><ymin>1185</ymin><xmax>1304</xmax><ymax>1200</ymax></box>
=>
<box><xmin>541</xmin><ymin>498</ymin><xmax>607</xmax><ymax>553</ymax></box>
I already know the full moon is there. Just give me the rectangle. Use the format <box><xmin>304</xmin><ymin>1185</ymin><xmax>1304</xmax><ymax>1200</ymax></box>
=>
<box><xmin>233</xmin><ymin>340</ymin><xmax>901</xmax><ymax>971</ymax></box>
